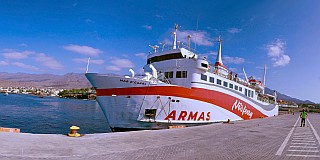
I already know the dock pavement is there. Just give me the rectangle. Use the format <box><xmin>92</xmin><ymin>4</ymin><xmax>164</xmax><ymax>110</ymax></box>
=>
<box><xmin>1</xmin><ymin>113</ymin><xmax>320</xmax><ymax>160</ymax></box>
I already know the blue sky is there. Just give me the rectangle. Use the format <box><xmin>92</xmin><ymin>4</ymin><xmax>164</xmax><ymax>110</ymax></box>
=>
<box><xmin>0</xmin><ymin>0</ymin><xmax>320</xmax><ymax>103</ymax></box>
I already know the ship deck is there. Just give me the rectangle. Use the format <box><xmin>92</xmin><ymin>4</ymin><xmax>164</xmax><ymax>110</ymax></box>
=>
<box><xmin>1</xmin><ymin>113</ymin><xmax>320</xmax><ymax>160</ymax></box>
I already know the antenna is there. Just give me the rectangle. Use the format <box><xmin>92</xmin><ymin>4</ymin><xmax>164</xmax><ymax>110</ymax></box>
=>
<box><xmin>86</xmin><ymin>57</ymin><xmax>91</xmax><ymax>73</ymax></box>
<box><xmin>242</xmin><ymin>67</ymin><xmax>249</xmax><ymax>83</ymax></box>
<box><xmin>172</xmin><ymin>23</ymin><xmax>178</xmax><ymax>49</ymax></box>
<box><xmin>149</xmin><ymin>45</ymin><xmax>159</xmax><ymax>53</ymax></box>
<box><xmin>263</xmin><ymin>64</ymin><xmax>266</xmax><ymax>86</ymax></box>
<box><xmin>159</xmin><ymin>42</ymin><xmax>166</xmax><ymax>51</ymax></box>
<box><xmin>194</xmin><ymin>16</ymin><xmax>199</xmax><ymax>50</ymax></box>
<box><xmin>187</xmin><ymin>35</ymin><xmax>191</xmax><ymax>50</ymax></box>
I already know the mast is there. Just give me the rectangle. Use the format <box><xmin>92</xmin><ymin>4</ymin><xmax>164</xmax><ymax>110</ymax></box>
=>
<box><xmin>172</xmin><ymin>24</ymin><xmax>178</xmax><ymax>49</ymax></box>
<box><xmin>263</xmin><ymin>64</ymin><xmax>266</xmax><ymax>86</ymax></box>
<box><xmin>215</xmin><ymin>36</ymin><xmax>223</xmax><ymax>65</ymax></box>
<box><xmin>242</xmin><ymin>67</ymin><xmax>249</xmax><ymax>83</ymax></box>
<box><xmin>86</xmin><ymin>57</ymin><xmax>90</xmax><ymax>73</ymax></box>
<box><xmin>187</xmin><ymin>35</ymin><xmax>191</xmax><ymax>50</ymax></box>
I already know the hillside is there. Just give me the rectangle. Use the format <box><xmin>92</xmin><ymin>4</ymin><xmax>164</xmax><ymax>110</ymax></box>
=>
<box><xmin>0</xmin><ymin>72</ymin><xmax>90</xmax><ymax>89</ymax></box>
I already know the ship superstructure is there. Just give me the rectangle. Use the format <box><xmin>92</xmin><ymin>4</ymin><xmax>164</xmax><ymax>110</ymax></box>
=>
<box><xmin>86</xmin><ymin>24</ymin><xmax>278</xmax><ymax>131</ymax></box>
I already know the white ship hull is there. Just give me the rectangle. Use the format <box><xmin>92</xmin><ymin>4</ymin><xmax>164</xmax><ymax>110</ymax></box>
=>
<box><xmin>86</xmin><ymin>73</ymin><xmax>278</xmax><ymax>131</ymax></box>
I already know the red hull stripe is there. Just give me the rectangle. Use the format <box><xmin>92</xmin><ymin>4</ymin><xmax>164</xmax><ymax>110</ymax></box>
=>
<box><xmin>96</xmin><ymin>86</ymin><xmax>267</xmax><ymax>119</ymax></box>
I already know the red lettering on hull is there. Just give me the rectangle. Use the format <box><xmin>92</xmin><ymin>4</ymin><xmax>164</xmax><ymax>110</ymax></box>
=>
<box><xmin>165</xmin><ymin>110</ymin><xmax>210</xmax><ymax>121</ymax></box>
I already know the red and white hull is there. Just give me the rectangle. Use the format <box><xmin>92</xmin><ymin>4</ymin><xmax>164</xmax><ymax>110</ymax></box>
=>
<box><xmin>86</xmin><ymin>73</ymin><xmax>278</xmax><ymax>131</ymax></box>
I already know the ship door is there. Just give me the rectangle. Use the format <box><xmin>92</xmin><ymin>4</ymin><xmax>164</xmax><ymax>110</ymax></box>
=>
<box><xmin>144</xmin><ymin>109</ymin><xmax>157</xmax><ymax>122</ymax></box>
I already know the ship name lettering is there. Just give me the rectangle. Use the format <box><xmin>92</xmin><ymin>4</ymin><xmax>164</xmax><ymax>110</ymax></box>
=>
<box><xmin>119</xmin><ymin>79</ymin><xmax>146</xmax><ymax>85</ymax></box>
<box><xmin>164</xmin><ymin>110</ymin><xmax>210</xmax><ymax>121</ymax></box>
<box><xmin>231</xmin><ymin>100</ymin><xmax>253</xmax><ymax>118</ymax></box>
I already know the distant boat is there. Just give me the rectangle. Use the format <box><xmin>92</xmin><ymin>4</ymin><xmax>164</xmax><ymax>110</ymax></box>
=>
<box><xmin>3</xmin><ymin>92</ymin><xmax>8</xmax><ymax>96</ymax></box>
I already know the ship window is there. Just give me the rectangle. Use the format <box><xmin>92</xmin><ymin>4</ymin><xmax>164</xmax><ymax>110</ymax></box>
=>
<box><xmin>245</xmin><ymin>89</ymin><xmax>248</xmax><ymax>96</ymax></box>
<box><xmin>165</xmin><ymin>71</ymin><xmax>173</xmax><ymax>78</ymax></box>
<box><xmin>239</xmin><ymin>87</ymin><xmax>242</xmax><ymax>92</ymax></box>
<box><xmin>182</xmin><ymin>71</ymin><xmax>187</xmax><ymax>78</ymax></box>
<box><xmin>147</xmin><ymin>52</ymin><xmax>184</xmax><ymax>64</ymax></box>
<box><xmin>176</xmin><ymin>71</ymin><xmax>187</xmax><ymax>78</ymax></box>
<box><xmin>209</xmin><ymin>77</ymin><xmax>214</xmax><ymax>83</ymax></box>
<box><xmin>229</xmin><ymin>83</ymin><xmax>233</xmax><ymax>89</ymax></box>
<box><xmin>144</xmin><ymin>109</ymin><xmax>157</xmax><ymax>119</ymax></box>
<box><xmin>201</xmin><ymin>74</ymin><xmax>207</xmax><ymax>81</ymax></box>
<box><xmin>201</xmin><ymin>63</ymin><xmax>208</xmax><ymax>68</ymax></box>
<box><xmin>235</xmin><ymin>85</ymin><xmax>238</xmax><ymax>90</ymax></box>
<box><xmin>223</xmin><ymin>81</ymin><xmax>228</xmax><ymax>87</ymax></box>
<box><xmin>217</xmin><ymin>79</ymin><xmax>222</xmax><ymax>85</ymax></box>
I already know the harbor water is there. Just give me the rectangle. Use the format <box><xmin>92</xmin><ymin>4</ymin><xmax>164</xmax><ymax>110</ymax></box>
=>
<box><xmin>0</xmin><ymin>93</ymin><xmax>111</xmax><ymax>134</ymax></box>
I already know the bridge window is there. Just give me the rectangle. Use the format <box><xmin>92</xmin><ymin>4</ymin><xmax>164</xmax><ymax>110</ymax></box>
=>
<box><xmin>229</xmin><ymin>83</ymin><xmax>233</xmax><ymax>89</ymax></box>
<box><xmin>165</xmin><ymin>71</ymin><xmax>173</xmax><ymax>78</ymax></box>
<box><xmin>201</xmin><ymin>63</ymin><xmax>208</xmax><ymax>68</ymax></box>
<box><xmin>176</xmin><ymin>71</ymin><xmax>187</xmax><ymax>78</ymax></box>
<box><xmin>217</xmin><ymin>79</ymin><xmax>222</xmax><ymax>85</ymax></box>
<box><xmin>235</xmin><ymin>85</ymin><xmax>238</xmax><ymax>90</ymax></box>
<box><xmin>209</xmin><ymin>77</ymin><xmax>214</xmax><ymax>83</ymax></box>
<box><xmin>223</xmin><ymin>81</ymin><xmax>228</xmax><ymax>87</ymax></box>
<box><xmin>239</xmin><ymin>87</ymin><xmax>242</xmax><ymax>92</ymax></box>
<box><xmin>245</xmin><ymin>89</ymin><xmax>248</xmax><ymax>96</ymax></box>
<box><xmin>201</xmin><ymin>74</ymin><xmax>207</xmax><ymax>81</ymax></box>
<box><xmin>147</xmin><ymin>52</ymin><xmax>183</xmax><ymax>64</ymax></box>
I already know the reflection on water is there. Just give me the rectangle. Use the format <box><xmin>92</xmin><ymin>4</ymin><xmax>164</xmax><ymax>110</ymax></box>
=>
<box><xmin>0</xmin><ymin>93</ymin><xmax>111</xmax><ymax>134</ymax></box>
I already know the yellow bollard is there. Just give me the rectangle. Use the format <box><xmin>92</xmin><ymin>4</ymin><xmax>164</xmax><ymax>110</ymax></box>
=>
<box><xmin>68</xmin><ymin>126</ymin><xmax>81</xmax><ymax>137</ymax></box>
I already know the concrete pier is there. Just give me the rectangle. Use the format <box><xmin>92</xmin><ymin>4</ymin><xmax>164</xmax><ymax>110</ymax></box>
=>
<box><xmin>1</xmin><ymin>113</ymin><xmax>320</xmax><ymax>160</ymax></box>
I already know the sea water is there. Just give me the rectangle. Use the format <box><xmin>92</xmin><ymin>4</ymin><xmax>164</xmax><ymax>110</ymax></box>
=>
<box><xmin>0</xmin><ymin>93</ymin><xmax>111</xmax><ymax>134</ymax></box>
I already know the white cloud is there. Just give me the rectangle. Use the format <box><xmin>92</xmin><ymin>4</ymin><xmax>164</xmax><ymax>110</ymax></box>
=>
<box><xmin>135</xmin><ymin>53</ymin><xmax>147</xmax><ymax>59</ymax></box>
<box><xmin>142</xmin><ymin>25</ymin><xmax>152</xmax><ymax>30</ymax></box>
<box><xmin>223</xmin><ymin>56</ymin><xmax>245</xmax><ymax>64</ymax></box>
<box><xmin>34</xmin><ymin>53</ymin><xmax>64</xmax><ymax>70</ymax></box>
<box><xmin>73</xmin><ymin>58</ymin><xmax>105</xmax><ymax>64</ymax></box>
<box><xmin>0</xmin><ymin>61</ymin><xmax>9</xmax><ymax>66</ymax></box>
<box><xmin>2</xmin><ymin>49</ymin><xmax>34</xmax><ymax>59</ymax></box>
<box><xmin>155</xmin><ymin>14</ymin><xmax>163</xmax><ymax>19</ymax></box>
<box><xmin>105</xmin><ymin>57</ymin><xmax>135</xmax><ymax>71</ymax></box>
<box><xmin>110</xmin><ymin>57</ymin><xmax>134</xmax><ymax>68</ymax></box>
<box><xmin>85</xmin><ymin>19</ymin><xmax>94</xmax><ymax>23</ymax></box>
<box><xmin>63</xmin><ymin>44</ymin><xmax>102</xmax><ymax>57</ymax></box>
<box><xmin>266</xmin><ymin>39</ymin><xmax>290</xmax><ymax>67</ymax></box>
<box><xmin>176</xmin><ymin>30</ymin><xmax>214</xmax><ymax>46</ymax></box>
<box><xmin>19</xmin><ymin>43</ymin><xmax>28</xmax><ymax>47</ymax></box>
<box><xmin>12</xmin><ymin>62</ymin><xmax>40</xmax><ymax>71</ymax></box>
<box><xmin>229</xmin><ymin>67</ymin><xmax>238</xmax><ymax>72</ymax></box>
<box><xmin>105</xmin><ymin>65</ymin><xmax>121</xmax><ymax>71</ymax></box>
<box><xmin>228</xmin><ymin>28</ymin><xmax>242</xmax><ymax>34</ymax></box>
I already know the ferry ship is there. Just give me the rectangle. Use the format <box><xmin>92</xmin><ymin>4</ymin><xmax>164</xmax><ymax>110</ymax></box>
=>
<box><xmin>86</xmin><ymin>24</ymin><xmax>278</xmax><ymax>132</ymax></box>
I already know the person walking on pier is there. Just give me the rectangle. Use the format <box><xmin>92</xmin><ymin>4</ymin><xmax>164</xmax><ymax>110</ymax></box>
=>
<box><xmin>300</xmin><ymin>109</ymin><xmax>307</xmax><ymax>127</ymax></box>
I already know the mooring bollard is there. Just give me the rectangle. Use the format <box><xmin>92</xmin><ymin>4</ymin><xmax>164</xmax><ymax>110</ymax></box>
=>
<box><xmin>68</xmin><ymin>126</ymin><xmax>80</xmax><ymax>137</ymax></box>
<box><xmin>227</xmin><ymin>119</ymin><xmax>231</xmax><ymax>123</ymax></box>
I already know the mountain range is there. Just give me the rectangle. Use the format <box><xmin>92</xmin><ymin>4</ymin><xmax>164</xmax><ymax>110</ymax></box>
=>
<box><xmin>0</xmin><ymin>72</ymin><xmax>314</xmax><ymax>104</ymax></box>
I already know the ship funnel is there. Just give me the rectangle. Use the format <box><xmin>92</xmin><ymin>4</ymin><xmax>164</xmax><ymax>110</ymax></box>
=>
<box><xmin>129</xmin><ymin>69</ymin><xmax>135</xmax><ymax>78</ymax></box>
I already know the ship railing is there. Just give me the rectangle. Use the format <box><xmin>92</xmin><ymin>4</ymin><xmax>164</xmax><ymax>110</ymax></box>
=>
<box><xmin>148</xmin><ymin>44</ymin><xmax>198</xmax><ymax>55</ymax></box>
